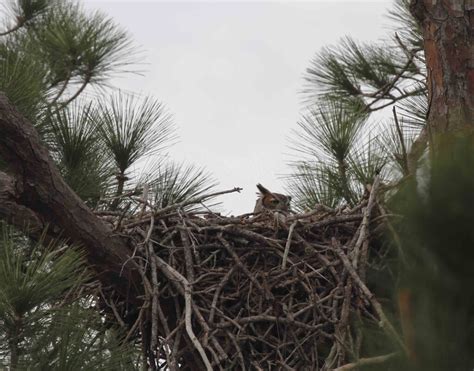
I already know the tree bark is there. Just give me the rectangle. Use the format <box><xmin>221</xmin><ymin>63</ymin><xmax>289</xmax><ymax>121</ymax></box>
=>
<box><xmin>0</xmin><ymin>170</ymin><xmax>46</xmax><ymax>235</ymax></box>
<box><xmin>0</xmin><ymin>93</ymin><xmax>140</xmax><ymax>301</ymax></box>
<box><xmin>410</xmin><ymin>0</ymin><xmax>474</xmax><ymax>133</ymax></box>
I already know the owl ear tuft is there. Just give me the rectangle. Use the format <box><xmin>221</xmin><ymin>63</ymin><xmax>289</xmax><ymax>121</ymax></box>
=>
<box><xmin>256</xmin><ymin>183</ymin><xmax>271</xmax><ymax>195</ymax></box>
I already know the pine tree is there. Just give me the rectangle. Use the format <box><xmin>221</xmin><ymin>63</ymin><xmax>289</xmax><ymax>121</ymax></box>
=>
<box><xmin>1</xmin><ymin>0</ymin><xmax>473</xmax><ymax>369</ymax></box>
<box><xmin>0</xmin><ymin>224</ymin><xmax>139</xmax><ymax>369</ymax></box>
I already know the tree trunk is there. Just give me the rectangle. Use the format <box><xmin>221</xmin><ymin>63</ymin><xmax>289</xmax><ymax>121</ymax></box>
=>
<box><xmin>0</xmin><ymin>93</ymin><xmax>141</xmax><ymax>302</ymax></box>
<box><xmin>410</xmin><ymin>0</ymin><xmax>474</xmax><ymax>133</ymax></box>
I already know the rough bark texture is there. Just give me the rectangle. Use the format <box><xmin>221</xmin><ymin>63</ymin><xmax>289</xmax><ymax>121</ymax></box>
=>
<box><xmin>0</xmin><ymin>93</ymin><xmax>139</xmax><ymax>300</ymax></box>
<box><xmin>410</xmin><ymin>0</ymin><xmax>474</xmax><ymax>133</ymax></box>
<box><xmin>0</xmin><ymin>170</ymin><xmax>46</xmax><ymax>235</ymax></box>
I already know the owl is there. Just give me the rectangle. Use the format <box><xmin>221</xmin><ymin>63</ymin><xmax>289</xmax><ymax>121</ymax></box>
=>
<box><xmin>253</xmin><ymin>183</ymin><xmax>291</xmax><ymax>213</ymax></box>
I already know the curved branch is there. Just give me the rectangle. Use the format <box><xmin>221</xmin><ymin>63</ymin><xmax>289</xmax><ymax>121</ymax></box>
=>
<box><xmin>0</xmin><ymin>20</ymin><xmax>25</xmax><ymax>36</ymax></box>
<box><xmin>58</xmin><ymin>75</ymin><xmax>91</xmax><ymax>108</ymax></box>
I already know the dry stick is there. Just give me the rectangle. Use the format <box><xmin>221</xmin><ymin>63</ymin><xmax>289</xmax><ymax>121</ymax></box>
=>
<box><xmin>99</xmin><ymin>288</ymin><xmax>126</xmax><ymax>328</ymax></box>
<box><xmin>332</xmin><ymin>238</ymin><xmax>407</xmax><ymax>354</ymax></box>
<box><xmin>226</xmin><ymin>330</ymin><xmax>247</xmax><ymax>371</ymax></box>
<box><xmin>124</xmin><ymin>302</ymin><xmax>149</xmax><ymax>342</ymax></box>
<box><xmin>180</xmin><ymin>227</ymin><xmax>212</xmax><ymax>346</ymax></box>
<box><xmin>206</xmin><ymin>306</ymin><xmax>243</xmax><ymax>331</ymax></box>
<box><xmin>113</xmin><ymin>201</ymin><xmax>132</xmax><ymax>231</ymax></box>
<box><xmin>209</xmin><ymin>337</ymin><xmax>229</xmax><ymax>364</ymax></box>
<box><xmin>281</xmin><ymin>221</ymin><xmax>297</xmax><ymax>270</ymax></box>
<box><xmin>122</xmin><ymin>188</ymin><xmax>243</xmax><ymax>229</ymax></box>
<box><xmin>217</xmin><ymin>234</ymin><xmax>272</xmax><ymax>300</ymax></box>
<box><xmin>286</xmin><ymin>206</ymin><xmax>330</xmax><ymax>222</ymax></box>
<box><xmin>358</xmin><ymin>176</ymin><xmax>382</xmax><ymax>282</ymax></box>
<box><xmin>304</xmin><ymin>214</ymin><xmax>363</xmax><ymax>231</ymax></box>
<box><xmin>140</xmin><ymin>183</ymin><xmax>149</xmax><ymax>217</ymax></box>
<box><xmin>334</xmin><ymin>277</ymin><xmax>353</xmax><ymax>366</ymax></box>
<box><xmin>154</xmin><ymin>187</ymin><xmax>242</xmax><ymax>216</ymax></box>
<box><xmin>146</xmin><ymin>216</ymin><xmax>159</xmax><ymax>357</ymax></box>
<box><xmin>155</xmin><ymin>297</ymin><xmax>176</xmax><ymax>371</ymax></box>
<box><xmin>207</xmin><ymin>346</ymin><xmax>224</xmax><ymax>370</ymax></box>
<box><xmin>322</xmin><ymin>342</ymin><xmax>338</xmax><ymax>371</ymax></box>
<box><xmin>294</xmin><ymin>233</ymin><xmax>340</xmax><ymax>284</ymax></box>
<box><xmin>333</xmin><ymin>352</ymin><xmax>398</xmax><ymax>371</ymax></box>
<box><xmin>180</xmin><ymin>228</ymin><xmax>196</xmax><ymax>283</ymax></box>
<box><xmin>363</xmin><ymin>48</ymin><xmax>420</xmax><ymax>112</ymax></box>
<box><xmin>0</xmin><ymin>20</ymin><xmax>26</xmax><ymax>36</ymax></box>
<box><xmin>352</xmin><ymin>175</ymin><xmax>380</xmax><ymax>270</ymax></box>
<box><xmin>209</xmin><ymin>264</ymin><xmax>239</xmax><ymax>324</ymax></box>
<box><xmin>215</xmin><ymin>315</ymin><xmax>324</xmax><ymax>331</ymax></box>
<box><xmin>152</xmin><ymin>254</ymin><xmax>213</xmax><ymax>371</ymax></box>
<box><xmin>377</xmin><ymin>203</ymin><xmax>407</xmax><ymax>264</ymax></box>
<box><xmin>170</xmin><ymin>324</ymin><xmax>184</xmax><ymax>370</ymax></box>
<box><xmin>49</xmin><ymin>72</ymin><xmax>71</xmax><ymax>106</ymax></box>
<box><xmin>221</xmin><ymin>225</ymin><xmax>297</xmax><ymax>266</ymax></box>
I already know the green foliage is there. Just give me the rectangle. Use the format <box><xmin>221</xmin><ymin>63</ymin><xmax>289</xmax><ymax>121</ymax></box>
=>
<box><xmin>28</xmin><ymin>3</ymin><xmax>136</xmax><ymax>94</ymax></box>
<box><xmin>388</xmin><ymin>0</ymin><xmax>424</xmax><ymax>50</ymax></box>
<box><xmin>288</xmin><ymin>0</ymin><xmax>427</xmax><ymax>209</ymax></box>
<box><xmin>380</xmin><ymin>115</ymin><xmax>420</xmax><ymax>177</ymax></box>
<box><xmin>295</xmin><ymin>102</ymin><xmax>368</xmax><ymax>163</ymax></box>
<box><xmin>303</xmin><ymin>36</ymin><xmax>425</xmax><ymax>113</ymax></box>
<box><xmin>47</xmin><ymin>101</ymin><xmax>114</xmax><ymax>204</ymax></box>
<box><xmin>0</xmin><ymin>0</ymin><xmax>52</xmax><ymax>35</ymax></box>
<box><xmin>0</xmin><ymin>231</ymin><xmax>86</xmax><ymax>319</ymax></box>
<box><xmin>96</xmin><ymin>92</ymin><xmax>176</xmax><ymax>175</ymax></box>
<box><xmin>0</xmin><ymin>39</ymin><xmax>49</xmax><ymax>122</ymax></box>
<box><xmin>396</xmin><ymin>92</ymin><xmax>428</xmax><ymax>128</ymax></box>
<box><xmin>286</xmin><ymin>163</ymin><xmax>341</xmax><ymax>210</ymax></box>
<box><xmin>389</xmin><ymin>135</ymin><xmax>474</xmax><ymax>370</ymax></box>
<box><xmin>348</xmin><ymin>137</ymin><xmax>388</xmax><ymax>185</ymax></box>
<box><xmin>288</xmin><ymin>102</ymin><xmax>370</xmax><ymax>207</ymax></box>
<box><xmin>1</xmin><ymin>0</ymin><xmax>137</xmax><ymax>123</ymax></box>
<box><xmin>31</xmin><ymin>306</ymin><xmax>138</xmax><ymax>370</ymax></box>
<box><xmin>142</xmin><ymin>161</ymin><xmax>218</xmax><ymax>211</ymax></box>
<box><xmin>0</xmin><ymin>225</ymin><xmax>139</xmax><ymax>369</ymax></box>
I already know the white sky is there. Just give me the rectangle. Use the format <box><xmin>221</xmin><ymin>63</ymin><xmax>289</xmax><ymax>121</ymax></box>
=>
<box><xmin>82</xmin><ymin>0</ymin><xmax>392</xmax><ymax>214</ymax></box>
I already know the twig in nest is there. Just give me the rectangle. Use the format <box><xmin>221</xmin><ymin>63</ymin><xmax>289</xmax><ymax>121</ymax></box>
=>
<box><xmin>217</xmin><ymin>234</ymin><xmax>272</xmax><ymax>300</ymax></box>
<box><xmin>282</xmin><ymin>221</ymin><xmax>297</xmax><ymax>270</ymax></box>
<box><xmin>333</xmin><ymin>352</ymin><xmax>398</xmax><ymax>371</ymax></box>
<box><xmin>332</xmin><ymin>238</ymin><xmax>407</xmax><ymax>354</ymax></box>
<box><xmin>352</xmin><ymin>175</ymin><xmax>380</xmax><ymax>271</ymax></box>
<box><xmin>139</xmin><ymin>183</ymin><xmax>149</xmax><ymax>217</ymax></box>
<box><xmin>153</xmin><ymin>254</ymin><xmax>213</xmax><ymax>371</ymax></box>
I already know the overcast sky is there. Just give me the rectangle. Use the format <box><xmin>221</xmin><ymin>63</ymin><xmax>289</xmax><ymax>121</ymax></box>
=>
<box><xmin>82</xmin><ymin>0</ymin><xmax>392</xmax><ymax>214</ymax></box>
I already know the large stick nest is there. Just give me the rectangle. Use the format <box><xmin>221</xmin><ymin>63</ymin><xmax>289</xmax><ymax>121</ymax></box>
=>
<box><xmin>96</xmin><ymin>180</ymin><xmax>396</xmax><ymax>370</ymax></box>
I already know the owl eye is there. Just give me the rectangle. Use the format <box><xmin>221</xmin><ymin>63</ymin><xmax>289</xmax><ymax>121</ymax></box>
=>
<box><xmin>270</xmin><ymin>199</ymin><xmax>279</xmax><ymax>204</ymax></box>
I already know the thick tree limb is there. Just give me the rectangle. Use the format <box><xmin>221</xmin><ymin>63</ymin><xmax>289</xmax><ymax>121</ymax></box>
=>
<box><xmin>410</xmin><ymin>1</ymin><xmax>474</xmax><ymax>133</ymax></box>
<box><xmin>0</xmin><ymin>92</ymin><xmax>139</xmax><ymax>299</ymax></box>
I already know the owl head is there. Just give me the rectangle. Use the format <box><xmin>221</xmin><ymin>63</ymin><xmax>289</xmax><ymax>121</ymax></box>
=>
<box><xmin>254</xmin><ymin>183</ymin><xmax>291</xmax><ymax>213</ymax></box>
